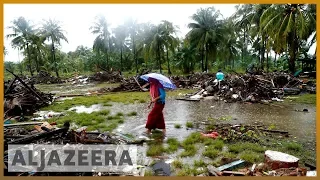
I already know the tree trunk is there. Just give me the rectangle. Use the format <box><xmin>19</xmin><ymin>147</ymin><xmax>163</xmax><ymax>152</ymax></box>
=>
<box><xmin>205</xmin><ymin>43</ymin><xmax>208</xmax><ymax>72</ymax></box>
<box><xmin>266</xmin><ymin>51</ymin><xmax>269</xmax><ymax>72</ymax></box>
<box><xmin>133</xmin><ymin>35</ymin><xmax>138</xmax><ymax>74</ymax></box>
<box><xmin>26</xmin><ymin>43</ymin><xmax>33</xmax><ymax>76</ymax></box>
<box><xmin>158</xmin><ymin>43</ymin><xmax>162</xmax><ymax>73</ymax></box>
<box><xmin>242</xmin><ymin>29</ymin><xmax>246</xmax><ymax>62</ymax></box>
<box><xmin>274</xmin><ymin>53</ymin><xmax>277</xmax><ymax>68</ymax></box>
<box><xmin>201</xmin><ymin>47</ymin><xmax>204</xmax><ymax>72</ymax></box>
<box><xmin>120</xmin><ymin>46</ymin><xmax>123</xmax><ymax>71</ymax></box>
<box><xmin>167</xmin><ymin>48</ymin><xmax>171</xmax><ymax>74</ymax></box>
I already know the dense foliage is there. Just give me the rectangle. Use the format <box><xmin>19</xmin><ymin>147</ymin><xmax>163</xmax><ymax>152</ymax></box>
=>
<box><xmin>4</xmin><ymin>4</ymin><xmax>316</xmax><ymax>77</ymax></box>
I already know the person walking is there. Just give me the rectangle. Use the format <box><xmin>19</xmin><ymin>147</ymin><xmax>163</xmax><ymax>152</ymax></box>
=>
<box><xmin>144</xmin><ymin>77</ymin><xmax>166</xmax><ymax>136</ymax></box>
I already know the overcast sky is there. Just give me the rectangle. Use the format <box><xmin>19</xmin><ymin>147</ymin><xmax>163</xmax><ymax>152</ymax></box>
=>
<box><xmin>4</xmin><ymin>4</ymin><xmax>239</xmax><ymax>62</ymax></box>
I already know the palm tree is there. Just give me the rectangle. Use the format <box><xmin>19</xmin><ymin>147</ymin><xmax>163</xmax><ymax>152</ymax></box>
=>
<box><xmin>6</xmin><ymin>17</ymin><xmax>35</xmax><ymax>76</ymax></box>
<box><xmin>175</xmin><ymin>41</ymin><xmax>196</xmax><ymax>73</ymax></box>
<box><xmin>40</xmin><ymin>19</ymin><xmax>68</xmax><ymax>78</ymax></box>
<box><xmin>187</xmin><ymin>7</ymin><xmax>223</xmax><ymax>72</ymax></box>
<box><xmin>114</xmin><ymin>25</ymin><xmax>128</xmax><ymax>71</ymax></box>
<box><xmin>29</xmin><ymin>33</ymin><xmax>46</xmax><ymax>72</ymax></box>
<box><xmin>147</xmin><ymin>24</ymin><xmax>166</xmax><ymax>73</ymax></box>
<box><xmin>260</xmin><ymin>4</ymin><xmax>315</xmax><ymax>73</ymax></box>
<box><xmin>126</xmin><ymin>18</ymin><xmax>139</xmax><ymax>73</ymax></box>
<box><xmin>90</xmin><ymin>15</ymin><xmax>111</xmax><ymax>71</ymax></box>
<box><xmin>160</xmin><ymin>20</ymin><xmax>179</xmax><ymax>74</ymax></box>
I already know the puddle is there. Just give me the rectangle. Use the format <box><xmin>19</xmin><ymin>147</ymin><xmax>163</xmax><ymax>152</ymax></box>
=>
<box><xmin>68</xmin><ymin>104</ymin><xmax>106</xmax><ymax>113</ymax></box>
<box><xmin>107</xmin><ymin>99</ymin><xmax>316</xmax><ymax>149</ymax></box>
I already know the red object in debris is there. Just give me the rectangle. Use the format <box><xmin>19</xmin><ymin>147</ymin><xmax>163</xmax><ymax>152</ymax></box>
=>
<box><xmin>50</xmin><ymin>122</ymin><xmax>57</xmax><ymax>125</ymax></box>
<box><xmin>201</xmin><ymin>131</ymin><xmax>219</xmax><ymax>139</ymax></box>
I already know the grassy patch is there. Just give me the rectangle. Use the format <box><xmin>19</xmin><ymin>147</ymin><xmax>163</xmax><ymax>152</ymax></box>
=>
<box><xmin>146</xmin><ymin>142</ymin><xmax>165</xmax><ymax>157</ymax></box>
<box><xmin>116</xmin><ymin>112</ymin><xmax>124</xmax><ymax>116</ymax></box>
<box><xmin>186</xmin><ymin>122</ymin><xmax>194</xmax><ymax>128</ymax></box>
<box><xmin>194</xmin><ymin>159</ymin><xmax>207</xmax><ymax>168</ymax></box>
<box><xmin>220</xmin><ymin>151</ymin><xmax>237</xmax><ymax>159</ymax></box>
<box><xmin>202</xmin><ymin>148</ymin><xmax>220</xmax><ymax>159</ymax></box>
<box><xmin>228</xmin><ymin>142</ymin><xmax>266</xmax><ymax>154</ymax></box>
<box><xmin>172</xmin><ymin>160</ymin><xmax>183</xmax><ymax>169</ymax></box>
<box><xmin>176</xmin><ymin>165</ymin><xmax>206</xmax><ymax>176</ymax></box>
<box><xmin>180</xmin><ymin>145</ymin><xmax>197</xmax><ymax>157</ymax></box>
<box><xmin>285</xmin><ymin>94</ymin><xmax>316</xmax><ymax>105</ymax></box>
<box><xmin>239</xmin><ymin>150</ymin><xmax>264</xmax><ymax>164</ymax></box>
<box><xmin>144</xmin><ymin>170</ymin><xmax>154</xmax><ymax>176</ymax></box>
<box><xmin>181</xmin><ymin>132</ymin><xmax>204</xmax><ymax>147</ymax></box>
<box><xmin>165</xmin><ymin>138</ymin><xmax>180</xmax><ymax>153</ymax></box>
<box><xmin>47</xmin><ymin>110</ymin><xmax>123</xmax><ymax>132</ymax></box>
<box><xmin>127</xmin><ymin>111</ymin><xmax>138</xmax><ymax>116</ymax></box>
<box><xmin>282</xmin><ymin>142</ymin><xmax>303</xmax><ymax>152</ymax></box>
<box><xmin>174</xmin><ymin>124</ymin><xmax>182</xmax><ymax>129</ymax></box>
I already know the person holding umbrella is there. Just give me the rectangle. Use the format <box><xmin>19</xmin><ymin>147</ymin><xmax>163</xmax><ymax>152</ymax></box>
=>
<box><xmin>145</xmin><ymin>77</ymin><xmax>166</xmax><ymax>136</ymax></box>
<box><xmin>140</xmin><ymin>73</ymin><xmax>176</xmax><ymax>137</ymax></box>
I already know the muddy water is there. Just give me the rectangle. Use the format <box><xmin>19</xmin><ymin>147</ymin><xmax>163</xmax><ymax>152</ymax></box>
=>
<box><xmin>108</xmin><ymin>98</ymin><xmax>316</xmax><ymax>149</ymax></box>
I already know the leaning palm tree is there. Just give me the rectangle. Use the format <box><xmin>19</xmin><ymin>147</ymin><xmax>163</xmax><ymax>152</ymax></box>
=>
<box><xmin>90</xmin><ymin>15</ymin><xmax>111</xmax><ymax>71</ymax></box>
<box><xmin>6</xmin><ymin>17</ymin><xmax>35</xmax><ymax>76</ymax></box>
<box><xmin>260</xmin><ymin>4</ymin><xmax>316</xmax><ymax>73</ymax></box>
<box><xmin>40</xmin><ymin>19</ymin><xmax>68</xmax><ymax>78</ymax></box>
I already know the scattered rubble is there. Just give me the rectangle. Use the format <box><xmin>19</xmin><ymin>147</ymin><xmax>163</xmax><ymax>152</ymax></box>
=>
<box><xmin>30</xmin><ymin>71</ymin><xmax>62</xmax><ymax>84</ymax></box>
<box><xmin>89</xmin><ymin>71</ymin><xmax>123</xmax><ymax>83</ymax></box>
<box><xmin>4</xmin><ymin>70</ymin><xmax>54</xmax><ymax>119</ymax></box>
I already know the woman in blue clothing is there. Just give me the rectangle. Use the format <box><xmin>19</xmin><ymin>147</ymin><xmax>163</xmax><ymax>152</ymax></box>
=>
<box><xmin>145</xmin><ymin>77</ymin><xmax>166</xmax><ymax>136</ymax></box>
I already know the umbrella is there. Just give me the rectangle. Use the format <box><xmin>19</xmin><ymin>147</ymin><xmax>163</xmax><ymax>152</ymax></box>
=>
<box><xmin>140</xmin><ymin>73</ymin><xmax>177</xmax><ymax>89</ymax></box>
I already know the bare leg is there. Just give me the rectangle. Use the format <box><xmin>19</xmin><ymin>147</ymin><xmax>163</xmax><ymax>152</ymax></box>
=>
<box><xmin>146</xmin><ymin>129</ymin><xmax>151</xmax><ymax>134</ymax></box>
<box><xmin>162</xmin><ymin>129</ymin><xmax>166</xmax><ymax>136</ymax></box>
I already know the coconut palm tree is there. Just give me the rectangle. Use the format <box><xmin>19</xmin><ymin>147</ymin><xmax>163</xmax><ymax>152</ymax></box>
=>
<box><xmin>260</xmin><ymin>4</ymin><xmax>315</xmax><ymax>73</ymax></box>
<box><xmin>160</xmin><ymin>20</ymin><xmax>179</xmax><ymax>74</ymax></box>
<box><xmin>90</xmin><ymin>15</ymin><xmax>111</xmax><ymax>71</ymax></box>
<box><xmin>40</xmin><ymin>19</ymin><xmax>68</xmax><ymax>78</ymax></box>
<box><xmin>187</xmin><ymin>7</ymin><xmax>223</xmax><ymax>72</ymax></box>
<box><xmin>6</xmin><ymin>17</ymin><xmax>35</xmax><ymax>76</ymax></box>
<box><xmin>113</xmin><ymin>25</ymin><xmax>128</xmax><ymax>71</ymax></box>
<box><xmin>126</xmin><ymin>18</ymin><xmax>139</xmax><ymax>73</ymax></box>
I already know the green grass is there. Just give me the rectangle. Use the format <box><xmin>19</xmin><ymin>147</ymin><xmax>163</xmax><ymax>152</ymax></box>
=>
<box><xmin>174</xmin><ymin>124</ymin><xmax>182</xmax><ymax>129</ymax></box>
<box><xmin>202</xmin><ymin>148</ymin><xmax>220</xmax><ymax>159</ymax></box>
<box><xmin>144</xmin><ymin>170</ymin><xmax>154</xmax><ymax>176</ymax></box>
<box><xmin>228</xmin><ymin>142</ymin><xmax>266</xmax><ymax>154</ymax></box>
<box><xmin>239</xmin><ymin>150</ymin><xmax>264</xmax><ymax>164</ymax></box>
<box><xmin>181</xmin><ymin>132</ymin><xmax>204</xmax><ymax>147</ymax></box>
<box><xmin>146</xmin><ymin>142</ymin><xmax>165</xmax><ymax>157</ymax></box>
<box><xmin>46</xmin><ymin>110</ymin><xmax>124</xmax><ymax>132</ymax></box>
<box><xmin>285</xmin><ymin>94</ymin><xmax>316</xmax><ymax>105</ymax></box>
<box><xmin>193</xmin><ymin>159</ymin><xmax>207</xmax><ymax>168</ymax></box>
<box><xmin>180</xmin><ymin>144</ymin><xmax>197</xmax><ymax>157</ymax></box>
<box><xmin>172</xmin><ymin>160</ymin><xmax>183</xmax><ymax>169</ymax></box>
<box><xmin>186</xmin><ymin>122</ymin><xmax>194</xmax><ymax>128</ymax></box>
<box><xmin>127</xmin><ymin>111</ymin><xmax>138</xmax><ymax>116</ymax></box>
<box><xmin>165</xmin><ymin>138</ymin><xmax>180</xmax><ymax>153</ymax></box>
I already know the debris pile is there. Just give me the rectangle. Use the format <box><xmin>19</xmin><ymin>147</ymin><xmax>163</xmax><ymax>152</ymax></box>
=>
<box><xmin>89</xmin><ymin>71</ymin><xmax>123</xmax><ymax>83</ymax></box>
<box><xmin>201</xmin><ymin>123</ymin><xmax>289</xmax><ymax>143</ymax></box>
<box><xmin>98</xmin><ymin>76</ymin><xmax>149</xmax><ymax>93</ymax></box>
<box><xmin>179</xmin><ymin>72</ymin><xmax>312</xmax><ymax>103</ymax></box>
<box><xmin>4</xmin><ymin>71</ymin><xmax>54</xmax><ymax>118</ymax></box>
<box><xmin>4</xmin><ymin>122</ymin><xmax>146</xmax><ymax>176</ymax></box>
<box><xmin>202</xmin><ymin>151</ymin><xmax>314</xmax><ymax>176</ymax></box>
<box><xmin>30</xmin><ymin>71</ymin><xmax>62</xmax><ymax>84</ymax></box>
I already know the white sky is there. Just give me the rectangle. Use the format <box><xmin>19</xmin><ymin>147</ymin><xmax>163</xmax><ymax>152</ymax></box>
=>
<box><xmin>3</xmin><ymin>4</ymin><xmax>316</xmax><ymax>63</ymax></box>
<box><xmin>4</xmin><ymin>4</ymin><xmax>238</xmax><ymax>62</ymax></box>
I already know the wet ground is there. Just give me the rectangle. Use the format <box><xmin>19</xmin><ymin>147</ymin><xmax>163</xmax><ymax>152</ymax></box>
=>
<box><xmin>106</xmin><ymin>98</ymin><xmax>315</xmax><ymax>147</ymax></box>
